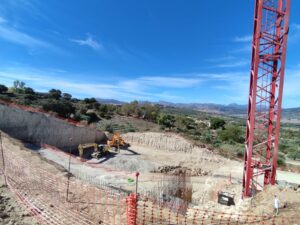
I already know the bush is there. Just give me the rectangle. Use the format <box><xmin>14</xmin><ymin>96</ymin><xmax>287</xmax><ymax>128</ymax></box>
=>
<box><xmin>157</xmin><ymin>113</ymin><xmax>175</xmax><ymax>129</ymax></box>
<box><xmin>48</xmin><ymin>89</ymin><xmax>62</xmax><ymax>100</ymax></box>
<box><xmin>62</xmin><ymin>93</ymin><xmax>72</xmax><ymax>101</ymax></box>
<box><xmin>25</xmin><ymin>94</ymin><xmax>37</xmax><ymax>101</ymax></box>
<box><xmin>105</xmin><ymin>124</ymin><xmax>114</xmax><ymax>133</ymax></box>
<box><xmin>42</xmin><ymin>100</ymin><xmax>75</xmax><ymax>117</ymax></box>
<box><xmin>288</xmin><ymin>149</ymin><xmax>300</xmax><ymax>160</ymax></box>
<box><xmin>210</xmin><ymin>117</ymin><xmax>226</xmax><ymax>129</ymax></box>
<box><xmin>83</xmin><ymin>98</ymin><xmax>97</xmax><ymax>104</ymax></box>
<box><xmin>236</xmin><ymin>148</ymin><xmax>244</xmax><ymax>158</ymax></box>
<box><xmin>174</xmin><ymin>116</ymin><xmax>196</xmax><ymax>132</ymax></box>
<box><xmin>24</xmin><ymin>87</ymin><xmax>35</xmax><ymax>95</ymax></box>
<box><xmin>0</xmin><ymin>95</ymin><xmax>10</xmax><ymax>101</ymax></box>
<box><xmin>218</xmin><ymin>124</ymin><xmax>244</xmax><ymax>144</ymax></box>
<box><xmin>200</xmin><ymin>130</ymin><xmax>213</xmax><ymax>144</ymax></box>
<box><xmin>277</xmin><ymin>152</ymin><xmax>286</xmax><ymax>166</ymax></box>
<box><xmin>0</xmin><ymin>84</ymin><xmax>8</xmax><ymax>93</ymax></box>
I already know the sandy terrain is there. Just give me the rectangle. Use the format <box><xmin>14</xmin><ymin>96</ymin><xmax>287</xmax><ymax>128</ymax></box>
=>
<box><xmin>1</xmin><ymin>131</ymin><xmax>300</xmax><ymax>224</ymax></box>
<box><xmin>0</xmin><ymin>177</ymin><xmax>38</xmax><ymax>225</ymax></box>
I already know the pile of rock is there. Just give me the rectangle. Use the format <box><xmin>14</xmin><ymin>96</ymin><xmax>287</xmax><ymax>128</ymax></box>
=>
<box><xmin>154</xmin><ymin>165</ymin><xmax>209</xmax><ymax>176</ymax></box>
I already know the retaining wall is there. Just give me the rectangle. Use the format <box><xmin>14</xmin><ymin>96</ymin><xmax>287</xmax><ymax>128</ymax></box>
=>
<box><xmin>0</xmin><ymin>103</ymin><xmax>107</xmax><ymax>149</ymax></box>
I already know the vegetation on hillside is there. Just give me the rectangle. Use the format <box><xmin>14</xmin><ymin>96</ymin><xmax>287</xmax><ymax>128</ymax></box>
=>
<box><xmin>1</xmin><ymin>81</ymin><xmax>299</xmax><ymax>166</ymax></box>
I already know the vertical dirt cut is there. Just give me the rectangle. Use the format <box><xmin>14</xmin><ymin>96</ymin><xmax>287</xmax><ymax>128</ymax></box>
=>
<box><xmin>0</xmin><ymin>104</ymin><xmax>107</xmax><ymax>150</ymax></box>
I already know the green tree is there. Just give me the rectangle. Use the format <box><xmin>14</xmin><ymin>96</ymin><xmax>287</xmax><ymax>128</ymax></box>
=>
<box><xmin>83</xmin><ymin>98</ymin><xmax>97</xmax><ymax>104</ymax></box>
<box><xmin>12</xmin><ymin>80</ymin><xmax>26</xmax><ymax>93</ymax></box>
<box><xmin>48</xmin><ymin>89</ymin><xmax>62</xmax><ymax>100</ymax></box>
<box><xmin>174</xmin><ymin>116</ymin><xmax>196</xmax><ymax>132</ymax></box>
<box><xmin>210</xmin><ymin>117</ymin><xmax>226</xmax><ymax>129</ymax></box>
<box><xmin>219</xmin><ymin>124</ymin><xmax>244</xmax><ymax>143</ymax></box>
<box><xmin>24</xmin><ymin>87</ymin><xmax>35</xmax><ymax>95</ymax></box>
<box><xmin>141</xmin><ymin>103</ymin><xmax>160</xmax><ymax>122</ymax></box>
<box><xmin>62</xmin><ymin>93</ymin><xmax>72</xmax><ymax>101</ymax></box>
<box><xmin>157</xmin><ymin>113</ymin><xmax>175</xmax><ymax>129</ymax></box>
<box><xmin>0</xmin><ymin>84</ymin><xmax>8</xmax><ymax>93</ymax></box>
<box><xmin>120</xmin><ymin>101</ymin><xmax>142</xmax><ymax>117</ymax></box>
<box><xmin>42</xmin><ymin>100</ymin><xmax>75</xmax><ymax>117</ymax></box>
<box><xmin>13</xmin><ymin>80</ymin><xmax>26</xmax><ymax>89</ymax></box>
<box><xmin>98</xmin><ymin>104</ymin><xmax>108</xmax><ymax>117</ymax></box>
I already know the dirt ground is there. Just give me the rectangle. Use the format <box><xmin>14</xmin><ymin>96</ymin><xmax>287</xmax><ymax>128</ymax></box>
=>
<box><xmin>1</xmin><ymin>131</ymin><xmax>300</xmax><ymax>224</ymax></box>
<box><xmin>0</xmin><ymin>177</ymin><xmax>38</xmax><ymax>225</ymax></box>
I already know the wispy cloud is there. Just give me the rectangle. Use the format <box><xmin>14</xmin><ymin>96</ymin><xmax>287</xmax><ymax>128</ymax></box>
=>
<box><xmin>137</xmin><ymin>76</ymin><xmax>202</xmax><ymax>88</ymax></box>
<box><xmin>1</xmin><ymin>66</ymin><xmax>299</xmax><ymax>107</ymax></box>
<box><xmin>70</xmin><ymin>34</ymin><xmax>103</xmax><ymax>51</ymax></box>
<box><xmin>0</xmin><ymin>17</ymin><xmax>6</xmax><ymax>24</ymax></box>
<box><xmin>0</xmin><ymin>16</ymin><xmax>65</xmax><ymax>54</ymax></box>
<box><xmin>0</xmin><ymin>66</ymin><xmax>201</xmax><ymax>102</ymax></box>
<box><xmin>205</xmin><ymin>56</ymin><xmax>236</xmax><ymax>63</ymax></box>
<box><xmin>289</xmin><ymin>23</ymin><xmax>300</xmax><ymax>42</ymax></box>
<box><xmin>234</xmin><ymin>35</ymin><xmax>252</xmax><ymax>42</ymax></box>
<box><xmin>216</xmin><ymin>60</ymin><xmax>248</xmax><ymax>68</ymax></box>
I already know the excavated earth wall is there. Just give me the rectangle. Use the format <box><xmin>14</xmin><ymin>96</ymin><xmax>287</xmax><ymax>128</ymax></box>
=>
<box><xmin>123</xmin><ymin>132</ymin><xmax>195</xmax><ymax>153</ymax></box>
<box><xmin>0</xmin><ymin>104</ymin><xmax>107</xmax><ymax>149</ymax></box>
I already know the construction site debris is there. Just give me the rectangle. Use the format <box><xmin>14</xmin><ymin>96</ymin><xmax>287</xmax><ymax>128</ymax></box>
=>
<box><xmin>154</xmin><ymin>165</ymin><xmax>210</xmax><ymax>176</ymax></box>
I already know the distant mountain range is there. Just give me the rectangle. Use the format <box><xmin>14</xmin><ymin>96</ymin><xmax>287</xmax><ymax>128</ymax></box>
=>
<box><xmin>96</xmin><ymin>98</ymin><xmax>126</xmax><ymax>105</ymax></box>
<box><xmin>96</xmin><ymin>98</ymin><xmax>300</xmax><ymax>120</ymax></box>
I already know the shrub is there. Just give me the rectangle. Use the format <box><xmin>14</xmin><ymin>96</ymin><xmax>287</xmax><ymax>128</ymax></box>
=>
<box><xmin>218</xmin><ymin>124</ymin><xmax>244</xmax><ymax>144</ymax></box>
<box><xmin>24</xmin><ymin>87</ymin><xmax>35</xmax><ymax>95</ymax></box>
<box><xmin>105</xmin><ymin>124</ymin><xmax>114</xmax><ymax>133</ymax></box>
<box><xmin>210</xmin><ymin>117</ymin><xmax>226</xmax><ymax>129</ymax></box>
<box><xmin>157</xmin><ymin>113</ymin><xmax>175</xmax><ymax>129</ymax></box>
<box><xmin>0</xmin><ymin>84</ymin><xmax>8</xmax><ymax>93</ymax></box>
<box><xmin>288</xmin><ymin>149</ymin><xmax>300</xmax><ymax>160</ymax></box>
<box><xmin>62</xmin><ymin>93</ymin><xmax>72</xmax><ymax>101</ymax></box>
<box><xmin>236</xmin><ymin>148</ymin><xmax>244</xmax><ymax>158</ymax></box>
<box><xmin>83</xmin><ymin>98</ymin><xmax>97</xmax><ymax>104</ymax></box>
<box><xmin>277</xmin><ymin>152</ymin><xmax>286</xmax><ymax>166</ymax></box>
<box><xmin>42</xmin><ymin>100</ymin><xmax>75</xmax><ymax>117</ymax></box>
<box><xmin>48</xmin><ymin>89</ymin><xmax>62</xmax><ymax>100</ymax></box>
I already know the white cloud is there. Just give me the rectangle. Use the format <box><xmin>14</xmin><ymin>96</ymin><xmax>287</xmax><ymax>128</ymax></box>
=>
<box><xmin>0</xmin><ymin>17</ymin><xmax>65</xmax><ymax>54</ymax></box>
<box><xmin>138</xmin><ymin>76</ymin><xmax>202</xmax><ymax>88</ymax></box>
<box><xmin>0</xmin><ymin>17</ymin><xmax>6</xmax><ymax>24</ymax></box>
<box><xmin>1</xmin><ymin>66</ymin><xmax>299</xmax><ymax>107</ymax></box>
<box><xmin>234</xmin><ymin>35</ymin><xmax>252</xmax><ymax>42</ymax></box>
<box><xmin>0</xmin><ymin>67</ymin><xmax>199</xmax><ymax>102</ymax></box>
<box><xmin>205</xmin><ymin>56</ymin><xmax>236</xmax><ymax>62</ymax></box>
<box><xmin>70</xmin><ymin>34</ymin><xmax>103</xmax><ymax>51</ymax></box>
<box><xmin>289</xmin><ymin>23</ymin><xmax>300</xmax><ymax>42</ymax></box>
<box><xmin>216</xmin><ymin>60</ymin><xmax>248</xmax><ymax>68</ymax></box>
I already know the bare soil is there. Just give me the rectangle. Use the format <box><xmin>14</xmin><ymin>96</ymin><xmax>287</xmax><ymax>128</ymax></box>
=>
<box><xmin>1</xmin><ymin>131</ymin><xmax>300</xmax><ymax>224</ymax></box>
<box><xmin>0</xmin><ymin>178</ymin><xmax>38</xmax><ymax>225</ymax></box>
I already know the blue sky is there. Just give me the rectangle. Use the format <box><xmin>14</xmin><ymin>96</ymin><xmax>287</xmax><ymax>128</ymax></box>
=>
<box><xmin>0</xmin><ymin>0</ymin><xmax>299</xmax><ymax>107</ymax></box>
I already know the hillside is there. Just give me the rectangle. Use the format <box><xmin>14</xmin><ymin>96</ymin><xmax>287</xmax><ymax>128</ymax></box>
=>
<box><xmin>94</xmin><ymin>98</ymin><xmax>300</xmax><ymax>121</ymax></box>
<box><xmin>0</xmin><ymin>82</ymin><xmax>299</xmax><ymax>164</ymax></box>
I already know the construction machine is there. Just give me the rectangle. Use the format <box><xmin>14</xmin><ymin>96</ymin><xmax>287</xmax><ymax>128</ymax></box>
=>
<box><xmin>77</xmin><ymin>133</ymin><xmax>129</xmax><ymax>160</ymax></box>
<box><xmin>78</xmin><ymin>143</ymin><xmax>109</xmax><ymax>159</ymax></box>
<box><xmin>107</xmin><ymin>133</ymin><xmax>130</xmax><ymax>152</ymax></box>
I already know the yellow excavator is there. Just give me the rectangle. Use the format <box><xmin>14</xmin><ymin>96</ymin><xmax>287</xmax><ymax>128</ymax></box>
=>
<box><xmin>107</xmin><ymin>133</ymin><xmax>130</xmax><ymax>152</ymax></box>
<box><xmin>78</xmin><ymin>133</ymin><xmax>130</xmax><ymax>159</ymax></box>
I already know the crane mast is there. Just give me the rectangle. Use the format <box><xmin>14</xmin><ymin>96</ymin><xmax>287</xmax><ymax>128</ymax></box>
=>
<box><xmin>243</xmin><ymin>0</ymin><xmax>290</xmax><ymax>198</ymax></box>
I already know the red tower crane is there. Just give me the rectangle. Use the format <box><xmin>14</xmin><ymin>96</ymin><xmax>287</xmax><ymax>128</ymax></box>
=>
<box><xmin>242</xmin><ymin>0</ymin><xmax>290</xmax><ymax>198</ymax></box>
